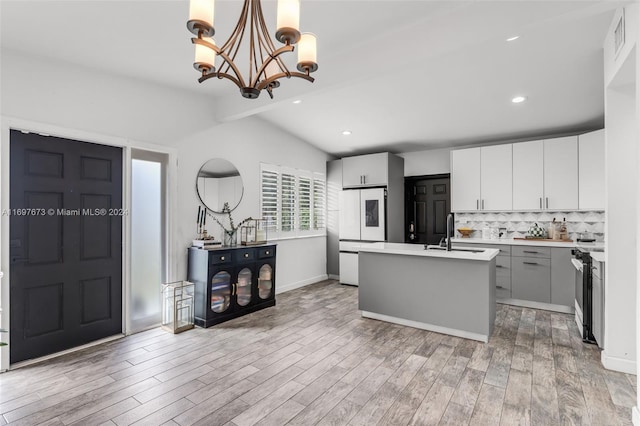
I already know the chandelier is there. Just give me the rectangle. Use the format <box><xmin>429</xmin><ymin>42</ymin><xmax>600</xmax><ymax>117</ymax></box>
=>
<box><xmin>187</xmin><ymin>0</ymin><xmax>318</xmax><ymax>99</ymax></box>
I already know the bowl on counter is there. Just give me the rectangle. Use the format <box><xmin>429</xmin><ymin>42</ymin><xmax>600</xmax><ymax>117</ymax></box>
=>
<box><xmin>457</xmin><ymin>228</ymin><xmax>474</xmax><ymax>238</ymax></box>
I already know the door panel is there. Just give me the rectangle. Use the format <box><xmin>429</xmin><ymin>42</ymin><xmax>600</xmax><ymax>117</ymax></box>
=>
<box><xmin>407</xmin><ymin>177</ymin><xmax>451</xmax><ymax>245</ymax></box>
<box><xmin>338</xmin><ymin>190</ymin><xmax>360</xmax><ymax>240</ymax></box>
<box><xmin>10</xmin><ymin>130</ymin><xmax>123</xmax><ymax>363</ymax></box>
<box><xmin>360</xmin><ymin>188</ymin><xmax>385</xmax><ymax>241</ymax></box>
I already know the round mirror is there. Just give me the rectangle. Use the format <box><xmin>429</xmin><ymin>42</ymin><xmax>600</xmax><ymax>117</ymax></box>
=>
<box><xmin>196</xmin><ymin>158</ymin><xmax>244</xmax><ymax>213</ymax></box>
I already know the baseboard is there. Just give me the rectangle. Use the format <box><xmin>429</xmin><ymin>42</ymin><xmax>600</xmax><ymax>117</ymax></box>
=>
<box><xmin>601</xmin><ymin>350</ymin><xmax>637</xmax><ymax>374</ymax></box>
<box><xmin>328</xmin><ymin>274</ymin><xmax>340</xmax><ymax>280</ymax></box>
<box><xmin>361</xmin><ymin>311</ymin><xmax>489</xmax><ymax>343</ymax></box>
<box><xmin>633</xmin><ymin>406</ymin><xmax>640</xmax><ymax>426</ymax></box>
<box><xmin>498</xmin><ymin>298</ymin><xmax>573</xmax><ymax>314</ymax></box>
<box><xmin>276</xmin><ymin>274</ymin><xmax>329</xmax><ymax>294</ymax></box>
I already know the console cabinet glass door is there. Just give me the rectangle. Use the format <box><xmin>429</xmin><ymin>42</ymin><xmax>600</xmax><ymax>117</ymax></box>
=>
<box><xmin>258</xmin><ymin>264</ymin><xmax>273</xmax><ymax>300</ymax></box>
<box><xmin>236</xmin><ymin>267</ymin><xmax>253</xmax><ymax>307</ymax></box>
<box><xmin>211</xmin><ymin>270</ymin><xmax>232</xmax><ymax>313</ymax></box>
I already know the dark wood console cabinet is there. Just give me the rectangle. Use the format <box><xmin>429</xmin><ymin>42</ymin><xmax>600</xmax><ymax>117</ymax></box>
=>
<box><xmin>187</xmin><ymin>244</ymin><xmax>276</xmax><ymax>328</ymax></box>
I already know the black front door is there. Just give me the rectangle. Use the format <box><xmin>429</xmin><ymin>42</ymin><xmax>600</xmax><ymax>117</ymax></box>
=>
<box><xmin>405</xmin><ymin>175</ymin><xmax>451</xmax><ymax>245</ymax></box>
<box><xmin>9</xmin><ymin>130</ymin><xmax>123</xmax><ymax>363</ymax></box>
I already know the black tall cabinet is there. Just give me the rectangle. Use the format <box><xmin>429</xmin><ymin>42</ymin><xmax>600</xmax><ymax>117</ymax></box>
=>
<box><xmin>187</xmin><ymin>245</ymin><xmax>276</xmax><ymax>328</ymax></box>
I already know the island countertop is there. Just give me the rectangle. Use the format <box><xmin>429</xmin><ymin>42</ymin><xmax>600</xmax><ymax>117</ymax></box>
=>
<box><xmin>358</xmin><ymin>242</ymin><xmax>499</xmax><ymax>261</ymax></box>
<box><xmin>451</xmin><ymin>237</ymin><xmax>605</xmax><ymax>250</ymax></box>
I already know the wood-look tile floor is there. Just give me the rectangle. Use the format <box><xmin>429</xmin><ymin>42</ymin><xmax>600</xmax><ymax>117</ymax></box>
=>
<box><xmin>1</xmin><ymin>279</ymin><xmax>636</xmax><ymax>426</ymax></box>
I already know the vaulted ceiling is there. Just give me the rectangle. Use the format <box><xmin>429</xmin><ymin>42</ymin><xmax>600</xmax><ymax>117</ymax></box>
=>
<box><xmin>1</xmin><ymin>1</ymin><xmax>621</xmax><ymax>156</ymax></box>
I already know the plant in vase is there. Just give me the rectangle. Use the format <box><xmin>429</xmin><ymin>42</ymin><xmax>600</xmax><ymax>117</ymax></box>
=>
<box><xmin>209</xmin><ymin>202</ymin><xmax>253</xmax><ymax>247</ymax></box>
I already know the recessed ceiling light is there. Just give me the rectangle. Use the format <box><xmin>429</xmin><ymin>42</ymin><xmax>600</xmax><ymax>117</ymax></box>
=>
<box><xmin>511</xmin><ymin>96</ymin><xmax>527</xmax><ymax>103</ymax></box>
<box><xmin>506</xmin><ymin>36</ymin><xmax>520</xmax><ymax>42</ymax></box>
<box><xmin>292</xmin><ymin>99</ymin><xmax>302</xmax><ymax>104</ymax></box>
<box><xmin>342</xmin><ymin>130</ymin><xmax>352</xmax><ymax>136</ymax></box>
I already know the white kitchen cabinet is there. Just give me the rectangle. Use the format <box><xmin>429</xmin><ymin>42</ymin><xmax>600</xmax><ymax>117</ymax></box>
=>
<box><xmin>544</xmin><ymin>136</ymin><xmax>578</xmax><ymax>210</ymax></box>
<box><xmin>513</xmin><ymin>140</ymin><xmax>544</xmax><ymax>210</ymax></box>
<box><xmin>342</xmin><ymin>153</ymin><xmax>389</xmax><ymax>187</ymax></box>
<box><xmin>451</xmin><ymin>148</ymin><xmax>481</xmax><ymax>211</ymax></box>
<box><xmin>578</xmin><ymin>129</ymin><xmax>605</xmax><ymax>210</ymax></box>
<box><xmin>480</xmin><ymin>144</ymin><xmax>512</xmax><ymax>211</ymax></box>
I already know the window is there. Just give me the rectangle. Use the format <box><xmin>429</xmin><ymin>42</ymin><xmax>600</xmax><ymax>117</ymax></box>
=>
<box><xmin>260</xmin><ymin>163</ymin><xmax>326</xmax><ymax>238</ymax></box>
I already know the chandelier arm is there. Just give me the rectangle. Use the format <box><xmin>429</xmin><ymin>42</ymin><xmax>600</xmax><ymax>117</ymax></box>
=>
<box><xmin>199</xmin><ymin>72</ymin><xmax>243</xmax><ymax>90</ymax></box>
<box><xmin>250</xmin><ymin>45</ymin><xmax>294</xmax><ymax>87</ymax></box>
<box><xmin>220</xmin><ymin>0</ymin><xmax>250</xmax><ymax>52</ymax></box>
<box><xmin>192</xmin><ymin>38</ymin><xmax>248</xmax><ymax>88</ymax></box>
<box><xmin>255</xmin><ymin>72</ymin><xmax>314</xmax><ymax>91</ymax></box>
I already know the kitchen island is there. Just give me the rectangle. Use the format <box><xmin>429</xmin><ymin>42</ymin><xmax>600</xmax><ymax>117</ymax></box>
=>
<box><xmin>358</xmin><ymin>242</ymin><xmax>499</xmax><ymax>342</ymax></box>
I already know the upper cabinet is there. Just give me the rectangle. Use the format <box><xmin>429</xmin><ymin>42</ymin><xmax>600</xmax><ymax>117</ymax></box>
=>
<box><xmin>453</xmin><ymin>133</ymin><xmax>600</xmax><ymax>212</ymax></box>
<box><xmin>543</xmin><ymin>136</ymin><xmax>578</xmax><ymax>210</ymax></box>
<box><xmin>578</xmin><ymin>129</ymin><xmax>605</xmax><ymax>210</ymax></box>
<box><xmin>451</xmin><ymin>145</ymin><xmax>512</xmax><ymax>211</ymax></box>
<box><xmin>342</xmin><ymin>153</ymin><xmax>389</xmax><ymax>187</ymax></box>
<box><xmin>451</xmin><ymin>148</ymin><xmax>481</xmax><ymax>211</ymax></box>
<box><xmin>513</xmin><ymin>141</ymin><xmax>544</xmax><ymax>210</ymax></box>
<box><xmin>480</xmin><ymin>144</ymin><xmax>513</xmax><ymax>211</ymax></box>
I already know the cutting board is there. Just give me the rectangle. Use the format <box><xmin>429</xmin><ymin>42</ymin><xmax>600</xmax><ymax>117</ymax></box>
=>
<box><xmin>514</xmin><ymin>237</ymin><xmax>573</xmax><ymax>242</ymax></box>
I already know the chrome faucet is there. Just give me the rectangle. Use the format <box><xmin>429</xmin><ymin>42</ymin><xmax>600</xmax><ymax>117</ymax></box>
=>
<box><xmin>446</xmin><ymin>213</ymin><xmax>454</xmax><ymax>251</ymax></box>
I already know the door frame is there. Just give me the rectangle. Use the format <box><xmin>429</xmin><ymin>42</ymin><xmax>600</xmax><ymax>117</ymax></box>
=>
<box><xmin>404</xmin><ymin>174</ymin><xmax>451</xmax><ymax>243</ymax></box>
<box><xmin>0</xmin><ymin>117</ymin><xmax>178</xmax><ymax>371</ymax></box>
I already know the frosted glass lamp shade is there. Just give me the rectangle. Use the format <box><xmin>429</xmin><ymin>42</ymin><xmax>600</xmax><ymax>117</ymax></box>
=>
<box><xmin>276</xmin><ymin>0</ymin><xmax>300</xmax><ymax>44</ymax></box>
<box><xmin>194</xmin><ymin>38</ymin><xmax>216</xmax><ymax>73</ymax></box>
<box><xmin>188</xmin><ymin>0</ymin><xmax>215</xmax><ymax>37</ymax></box>
<box><xmin>297</xmin><ymin>33</ymin><xmax>318</xmax><ymax>73</ymax></box>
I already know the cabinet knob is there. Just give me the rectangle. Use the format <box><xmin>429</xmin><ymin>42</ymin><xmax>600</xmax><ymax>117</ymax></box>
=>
<box><xmin>244</xmin><ymin>253</ymin><xmax>249</xmax><ymax>258</ymax></box>
<box><xmin>265</xmin><ymin>251</ymin><xmax>270</xmax><ymax>255</ymax></box>
<box><xmin>220</xmin><ymin>256</ymin><xmax>225</xmax><ymax>261</ymax></box>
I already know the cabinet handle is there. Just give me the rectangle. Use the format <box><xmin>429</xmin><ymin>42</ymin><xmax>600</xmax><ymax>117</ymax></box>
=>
<box><xmin>497</xmin><ymin>285</ymin><xmax>504</xmax><ymax>289</ymax></box>
<box><xmin>496</xmin><ymin>265</ymin><xmax>504</xmax><ymax>268</ymax></box>
<box><xmin>546</xmin><ymin>197</ymin><xmax>549</xmax><ymax>209</ymax></box>
<box><xmin>523</xmin><ymin>250</ymin><xmax>538</xmax><ymax>254</ymax></box>
<box><xmin>482</xmin><ymin>199</ymin><xmax>485</xmax><ymax>210</ymax></box>
<box><xmin>523</xmin><ymin>262</ymin><xmax>539</xmax><ymax>265</ymax></box>
<box><xmin>476</xmin><ymin>200</ymin><xmax>479</xmax><ymax>210</ymax></box>
<box><xmin>244</xmin><ymin>253</ymin><xmax>249</xmax><ymax>258</ymax></box>
<box><xmin>539</xmin><ymin>197</ymin><xmax>542</xmax><ymax>209</ymax></box>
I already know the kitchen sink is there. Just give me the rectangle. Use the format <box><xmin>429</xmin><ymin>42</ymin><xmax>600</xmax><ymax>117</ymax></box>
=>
<box><xmin>424</xmin><ymin>245</ymin><xmax>485</xmax><ymax>253</ymax></box>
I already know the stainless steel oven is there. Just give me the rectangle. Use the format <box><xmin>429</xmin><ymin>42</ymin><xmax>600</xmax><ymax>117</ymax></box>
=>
<box><xmin>572</xmin><ymin>248</ymin><xmax>596</xmax><ymax>344</ymax></box>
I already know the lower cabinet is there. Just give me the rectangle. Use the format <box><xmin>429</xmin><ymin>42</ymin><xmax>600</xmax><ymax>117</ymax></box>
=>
<box><xmin>188</xmin><ymin>245</ymin><xmax>276</xmax><ymax>328</ymax></box>
<box><xmin>550</xmin><ymin>248</ymin><xmax>575</xmax><ymax>306</ymax></box>
<box><xmin>511</xmin><ymin>257</ymin><xmax>551</xmax><ymax>303</ymax></box>
<box><xmin>592</xmin><ymin>259</ymin><xmax>605</xmax><ymax>348</ymax></box>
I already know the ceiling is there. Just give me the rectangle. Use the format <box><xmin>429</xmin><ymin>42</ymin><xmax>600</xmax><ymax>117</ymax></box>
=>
<box><xmin>0</xmin><ymin>1</ymin><xmax>622</xmax><ymax>156</ymax></box>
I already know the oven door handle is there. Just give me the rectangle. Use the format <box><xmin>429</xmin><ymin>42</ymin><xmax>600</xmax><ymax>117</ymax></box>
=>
<box><xmin>571</xmin><ymin>258</ymin><xmax>584</xmax><ymax>272</ymax></box>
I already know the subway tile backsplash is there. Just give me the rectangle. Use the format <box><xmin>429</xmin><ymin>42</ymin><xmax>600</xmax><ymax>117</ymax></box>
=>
<box><xmin>454</xmin><ymin>211</ymin><xmax>605</xmax><ymax>241</ymax></box>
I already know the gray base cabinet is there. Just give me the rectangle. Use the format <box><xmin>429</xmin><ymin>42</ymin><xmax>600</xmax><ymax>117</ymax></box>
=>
<box><xmin>496</xmin><ymin>255</ymin><xmax>512</xmax><ymax>299</ymax></box>
<box><xmin>592</xmin><ymin>259</ymin><xmax>605</xmax><ymax>348</ymax></box>
<box><xmin>550</xmin><ymin>248</ymin><xmax>575</xmax><ymax>306</ymax></box>
<box><xmin>511</xmin><ymin>257</ymin><xmax>551</xmax><ymax>303</ymax></box>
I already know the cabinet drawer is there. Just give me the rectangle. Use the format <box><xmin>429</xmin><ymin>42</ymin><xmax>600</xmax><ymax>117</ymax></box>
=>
<box><xmin>209</xmin><ymin>251</ymin><xmax>232</xmax><ymax>265</ymax></box>
<box><xmin>496</xmin><ymin>286</ymin><xmax>511</xmax><ymax>299</ymax></box>
<box><xmin>512</xmin><ymin>246</ymin><xmax>550</xmax><ymax>259</ymax></box>
<box><xmin>511</xmin><ymin>257</ymin><xmax>551</xmax><ymax>303</ymax></box>
<box><xmin>258</xmin><ymin>247</ymin><xmax>275</xmax><ymax>259</ymax></box>
<box><xmin>237</xmin><ymin>248</ymin><xmax>255</xmax><ymax>263</ymax></box>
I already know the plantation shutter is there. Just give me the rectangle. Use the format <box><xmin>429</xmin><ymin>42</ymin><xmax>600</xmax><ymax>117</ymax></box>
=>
<box><xmin>313</xmin><ymin>175</ymin><xmax>326</xmax><ymax>230</ymax></box>
<box><xmin>299</xmin><ymin>176</ymin><xmax>312</xmax><ymax>231</ymax></box>
<box><xmin>281</xmin><ymin>172</ymin><xmax>296</xmax><ymax>232</ymax></box>
<box><xmin>260</xmin><ymin>167</ymin><xmax>279</xmax><ymax>233</ymax></box>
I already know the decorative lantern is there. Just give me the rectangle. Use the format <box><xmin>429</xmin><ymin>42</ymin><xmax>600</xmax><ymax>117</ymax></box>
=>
<box><xmin>162</xmin><ymin>281</ymin><xmax>195</xmax><ymax>333</ymax></box>
<box><xmin>241</xmin><ymin>219</ymin><xmax>268</xmax><ymax>246</ymax></box>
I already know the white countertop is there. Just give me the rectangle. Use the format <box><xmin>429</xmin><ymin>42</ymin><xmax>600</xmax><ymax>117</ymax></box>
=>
<box><xmin>358</xmin><ymin>242</ymin><xmax>499</xmax><ymax>261</ymax></box>
<box><xmin>590</xmin><ymin>252</ymin><xmax>606</xmax><ymax>263</ymax></box>
<box><xmin>452</xmin><ymin>237</ymin><xmax>605</xmax><ymax>250</ymax></box>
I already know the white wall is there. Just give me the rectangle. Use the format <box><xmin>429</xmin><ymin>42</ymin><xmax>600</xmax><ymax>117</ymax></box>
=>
<box><xmin>399</xmin><ymin>147</ymin><xmax>452</xmax><ymax>176</ymax></box>
<box><xmin>602</xmin><ymin>4</ymin><xmax>639</xmax><ymax>379</ymax></box>
<box><xmin>173</xmin><ymin>116</ymin><xmax>331</xmax><ymax>291</ymax></box>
